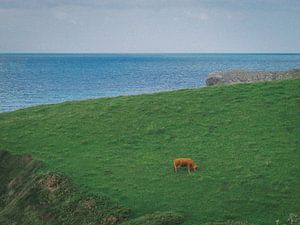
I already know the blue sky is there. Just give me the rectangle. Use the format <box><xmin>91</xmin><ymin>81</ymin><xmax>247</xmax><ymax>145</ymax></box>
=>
<box><xmin>0</xmin><ymin>0</ymin><xmax>299</xmax><ymax>53</ymax></box>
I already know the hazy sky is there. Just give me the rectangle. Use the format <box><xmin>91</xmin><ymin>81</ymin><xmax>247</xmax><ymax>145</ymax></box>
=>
<box><xmin>0</xmin><ymin>0</ymin><xmax>299</xmax><ymax>53</ymax></box>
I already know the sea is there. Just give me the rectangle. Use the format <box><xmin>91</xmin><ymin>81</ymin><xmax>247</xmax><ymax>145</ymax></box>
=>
<box><xmin>1</xmin><ymin>53</ymin><xmax>300</xmax><ymax>112</ymax></box>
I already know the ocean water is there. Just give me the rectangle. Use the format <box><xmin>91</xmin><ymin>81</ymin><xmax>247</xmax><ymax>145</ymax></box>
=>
<box><xmin>1</xmin><ymin>53</ymin><xmax>300</xmax><ymax>112</ymax></box>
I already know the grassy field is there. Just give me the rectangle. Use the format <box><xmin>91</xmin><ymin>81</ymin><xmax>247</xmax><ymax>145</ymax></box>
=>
<box><xmin>1</xmin><ymin>79</ymin><xmax>300</xmax><ymax>225</ymax></box>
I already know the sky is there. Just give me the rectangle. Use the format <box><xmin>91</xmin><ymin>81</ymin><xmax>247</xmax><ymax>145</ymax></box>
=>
<box><xmin>0</xmin><ymin>0</ymin><xmax>299</xmax><ymax>53</ymax></box>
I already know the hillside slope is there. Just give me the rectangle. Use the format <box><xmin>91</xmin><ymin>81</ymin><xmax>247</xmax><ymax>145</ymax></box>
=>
<box><xmin>0</xmin><ymin>151</ymin><xmax>130</xmax><ymax>225</ymax></box>
<box><xmin>1</xmin><ymin>78</ymin><xmax>300</xmax><ymax>225</ymax></box>
<box><xmin>0</xmin><ymin>150</ymin><xmax>183</xmax><ymax>225</ymax></box>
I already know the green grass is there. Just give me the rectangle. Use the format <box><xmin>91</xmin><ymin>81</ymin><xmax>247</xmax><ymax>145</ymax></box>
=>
<box><xmin>1</xmin><ymin>79</ymin><xmax>300</xmax><ymax>225</ymax></box>
<box><xmin>1</xmin><ymin>150</ymin><xmax>184</xmax><ymax>225</ymax></box>
<box><xmin>0</xmin><ymin>151</ymin><xmax>131</xmax><ymax>225</ymax></box>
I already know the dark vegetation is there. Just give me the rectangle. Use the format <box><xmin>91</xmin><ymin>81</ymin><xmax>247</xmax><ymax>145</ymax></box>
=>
<box><xmin>1</xmin><ymin>78</ymin><xmax>300</xmax><ymax>224</ymax></box>
<box><xmin>0</xmin><ymin>150</ymin><xmax>183</xmax><ymax>225</ymax></box>
<box><xmin>0</xmin><ymin>150</ymin><xmax>130</xmax><ymax>225</ymax></box>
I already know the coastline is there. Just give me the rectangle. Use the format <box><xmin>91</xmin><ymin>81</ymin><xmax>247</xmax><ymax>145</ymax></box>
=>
<box><xmin>206</xmin><ymin>69</ymin><xmax>300</xmax><ymax>86</ymax></box>
<box><xmin>1</xmin><ymin>53</ymin><xmax>300</xmax><ymax>112</ymax></box>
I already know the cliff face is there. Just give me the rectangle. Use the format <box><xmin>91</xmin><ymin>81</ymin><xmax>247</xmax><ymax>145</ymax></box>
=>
<box><xmin>0</xmin><ymin>150</ymin><xmax>184</xmax><ymax>225</ymax></box>
<box><xmin>206</xmin><ymin>69</ymin><xmax>300</xmax><ymax>86</ymax></box>
<box><xmin>0</xmin><ymin>150</ymin><xmax>130</xmax><ymax>225</ymax></box>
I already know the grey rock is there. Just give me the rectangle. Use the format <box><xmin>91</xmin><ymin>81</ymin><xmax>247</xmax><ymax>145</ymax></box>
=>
<box><xmin>206</xmin><ymin>69</ymin><xmax>300</xmax><ymax>86</ymax></box>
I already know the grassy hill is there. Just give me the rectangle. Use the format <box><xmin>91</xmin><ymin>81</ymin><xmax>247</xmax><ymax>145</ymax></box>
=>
<box><xmin>0</xmin><ymin>150</ymin><xmax>183</xmax><ymax>225</ymax></box>
<box><xmin>1</xmin><ymin>78</ymin><xmax>300</xmax><ymax>225</ymax></box>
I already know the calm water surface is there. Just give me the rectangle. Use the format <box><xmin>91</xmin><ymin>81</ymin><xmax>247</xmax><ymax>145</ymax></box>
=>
<box><xmin>1</xmin><ymin>53</ymin><xmax>300</xmax><ymax>112</ymax></box>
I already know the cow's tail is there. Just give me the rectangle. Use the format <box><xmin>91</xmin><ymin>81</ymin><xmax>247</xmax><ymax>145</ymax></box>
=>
<box><xmin>173</xmin><ymin>160</ymin><xmax>176</xmax><ymax>173</ymax></box>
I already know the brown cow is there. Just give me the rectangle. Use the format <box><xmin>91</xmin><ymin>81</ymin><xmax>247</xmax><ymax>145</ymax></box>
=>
<box><xmin>173</xmin><ymin>158</ymin><xmax>198</xmax><ymax>174</ymax></box>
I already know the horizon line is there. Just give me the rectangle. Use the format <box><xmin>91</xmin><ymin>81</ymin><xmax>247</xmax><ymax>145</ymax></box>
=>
<box><xmin>1</xmin><ymin>51</ymin><xmax>300</xmax><ymax>54</ymax></box>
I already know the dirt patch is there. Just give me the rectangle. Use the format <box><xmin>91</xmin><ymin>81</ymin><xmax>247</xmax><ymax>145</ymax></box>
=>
<box><xmin>39</xmin><ymin>174</ymin><xmax>61</xmax><ymax>193</ymax></box>
<box><xmin>104</xmin><ymin>215</ymin><xmax>119</xmax><ymax>225</ymax></box>
<box><xmin>81</xmin><ymin>197</ymin><xmax>96</xmax><ymax>209</ymax></box>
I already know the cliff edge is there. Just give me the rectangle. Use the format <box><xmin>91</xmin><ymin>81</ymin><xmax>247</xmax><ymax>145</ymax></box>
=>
<box><xmin>206</xmin><ymin>69</ymin><xmax>300</xmax><ymax>86</ymax></box>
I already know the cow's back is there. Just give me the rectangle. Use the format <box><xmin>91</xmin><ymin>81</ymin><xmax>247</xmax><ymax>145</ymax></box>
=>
<box><xmin>174</xmin><ymin>158</ymin><xmax>193</xmax><ymax>166</ymax></box>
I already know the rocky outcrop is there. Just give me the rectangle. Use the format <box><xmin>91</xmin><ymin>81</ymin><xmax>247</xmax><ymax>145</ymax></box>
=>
<box><xmin>206</xmin><ymin>69</ymin><xmax>300</xmax><ymax>86</ymax></box>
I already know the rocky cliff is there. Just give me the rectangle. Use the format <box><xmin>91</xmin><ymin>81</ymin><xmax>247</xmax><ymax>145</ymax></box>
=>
<box><xmin>206</xmin><ymin>69</ymin><xmax>300</xmax><ymax>86</ymax></box>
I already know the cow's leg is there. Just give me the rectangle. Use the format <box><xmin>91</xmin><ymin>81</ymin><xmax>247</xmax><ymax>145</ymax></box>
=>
<box><xmin>187</xmin><ymin>165</ymin><xmax>191</xmax><ymax>175</ymax></box>
<box><xmin>173</xmin><ymin>162</ymin><xmax>177</xmax><ymax>173</ymax></box>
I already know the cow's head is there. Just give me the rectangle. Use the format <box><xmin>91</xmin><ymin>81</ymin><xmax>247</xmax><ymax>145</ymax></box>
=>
<box><xmin>192</xmin><ymin>164</ymin><xmax>198</xmax><ymax>170</ymax></box>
